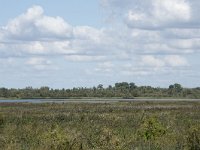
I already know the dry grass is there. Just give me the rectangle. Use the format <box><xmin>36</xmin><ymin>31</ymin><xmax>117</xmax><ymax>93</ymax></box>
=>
<box><xmin>0</xmin><ymin>101</ymin><xmax>200</xmax><ymax>149</ymax></box>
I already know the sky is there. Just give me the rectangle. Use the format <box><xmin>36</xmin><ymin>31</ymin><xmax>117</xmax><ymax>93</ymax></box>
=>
<box><xmin>0</xmin><ymin>0</ymin><xmax>200</xmax><ymax>88</ymax></box>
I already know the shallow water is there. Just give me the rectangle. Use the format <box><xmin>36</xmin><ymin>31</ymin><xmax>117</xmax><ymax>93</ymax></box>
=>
<box><xmin>0</xmin><ymin>98</ymin><xmax>199</xmax><ymax>103</ymax></box>
<box><xmin>0</xmin><ymin>99</ymin><xmax>120</xmax><ymax>103</ymax></box>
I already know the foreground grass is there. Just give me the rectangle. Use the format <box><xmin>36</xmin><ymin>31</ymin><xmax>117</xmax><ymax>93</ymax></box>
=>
<box><xmin>0</xmin><ymin>101</ymin><xmax>200</xmax><ymax>150</ymax></box>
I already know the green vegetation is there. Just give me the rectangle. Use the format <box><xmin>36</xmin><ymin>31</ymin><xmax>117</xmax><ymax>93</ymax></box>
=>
<box><xmin>0</xmin><ymin>101</ymin><xmax>200</xmax><ymax>149</ymax></box>
<box><xmin>1</xmin><ymin>82</ymin><xmax>200</xmax><ymax>99</ymax></box>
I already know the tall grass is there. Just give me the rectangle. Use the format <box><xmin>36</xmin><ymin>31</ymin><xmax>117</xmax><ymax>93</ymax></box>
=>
<box><xmin>0</xmin><ymin>101</ymin><xmax>200</xmax><ymax>149</ymax></box>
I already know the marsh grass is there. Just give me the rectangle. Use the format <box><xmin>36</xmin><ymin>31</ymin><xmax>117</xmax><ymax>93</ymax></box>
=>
<box><xmin>0</xmin><ymin>101</ymin><xmax>200</xmax><ymax>149</ymax></box>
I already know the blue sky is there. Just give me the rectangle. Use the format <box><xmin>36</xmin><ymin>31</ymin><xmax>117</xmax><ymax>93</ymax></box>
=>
<box><xmin>0</xmin><ymin>0</ymin><xmax>102</xmax><ymax>27</ymax></box>
<box><xmin>0</xmin><ymin>0</ymin><xmax>200</xmax><ymax>88</ymax></box>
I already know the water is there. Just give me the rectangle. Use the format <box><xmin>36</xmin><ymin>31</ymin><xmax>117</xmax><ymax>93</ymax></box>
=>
<box><xmin>0</xmin><ymin>99</ymin><xmax>199</xmax><ymax>103</ymax></box>
<box><xmin>0</xmin><ymin>99</ymin><xmax>55</xmax><ymax>103</ymax></box>
<box><xmin>0</xmin><ymin>99</ymin><xmax>121</xmax><ymax>103</ymax></box>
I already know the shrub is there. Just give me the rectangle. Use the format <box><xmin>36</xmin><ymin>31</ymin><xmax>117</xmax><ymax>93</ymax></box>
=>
<box><xmin>186</xmin><ymin>127</ymin><xmax>200</xmax><ymax>150</ymax></box>
<box><xmin>138</xmin><ymin>117</ymin><xmax>166</xmax><ymax>141</ymax></box>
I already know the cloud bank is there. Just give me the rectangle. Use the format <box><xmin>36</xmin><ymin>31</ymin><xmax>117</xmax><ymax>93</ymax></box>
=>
<box><xmin>1</xmin><ymin>1</ymin><xmax>200</xmax><ymax>87</ymax></box>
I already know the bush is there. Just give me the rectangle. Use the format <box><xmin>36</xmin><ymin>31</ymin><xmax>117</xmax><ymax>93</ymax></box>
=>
<box><xmin>138</xmin><ymin>117</ymin><xmax>166</xmax><ymax>141</ymax></box>
<box><xmin>0</xmin><ymin>114</ymin><xmax>4</xmax><ymax>128</ymax></box>
<box><xmin>186</xmin><ymin>127</ymin><xmax>200</xmax><ymax>150</ymax></box>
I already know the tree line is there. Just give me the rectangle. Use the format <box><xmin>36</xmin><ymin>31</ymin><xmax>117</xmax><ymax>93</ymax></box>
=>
<box><xmin>0</xmin><ymin>82</ymin><xmax>200</xmax><ymax>99</ymax></box>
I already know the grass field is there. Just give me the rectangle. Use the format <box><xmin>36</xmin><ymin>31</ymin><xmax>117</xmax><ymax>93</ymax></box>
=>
<box><xmin>0</xmin><ymin>101</ymin><xmax>200</xmax><ymax>150</ymax></box>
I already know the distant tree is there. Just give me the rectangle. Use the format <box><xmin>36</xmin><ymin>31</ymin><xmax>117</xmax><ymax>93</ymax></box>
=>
<box><xmin>169</xmin><ymin>85</ymin><xmax>174</xmax><ymax>89</ymax></box>
<box><xmin>115</xmin><ymin>82</ymin><xmax>129</xmax><ymax>89</ymax></box>
<box><xmin>39</xmin><ymin>86</ymin><xmax>50</xmax><ymax>97</ymax></box>
<box><xmin>169</xmin><ymin>84</ymin><xmax>182</xmax><ymax>92</ymax></box>
<box><xmin>0</xmin><ymin>82</ymin><xmax>200</xmax><ymax>99</ymax></box>
<box><xmin>129</xmin><ymin>82</ymin><xmax>137</xmax><ymax>89</ymax></box>
<box><xmin>174</xmin><ymin>83</ymin><xmax>183</xmax><ymax>92</ymax></box>
<box><xmin>0</xmin><ymin>88</ymin><xmax>9</xmax><ymax>98</ymax></box>
<box><xmin>97</xmin><ymin>84</ymin><xmax>103</xmax><ymax>90</ymax></box>
<box><xmin>168</xmin><ymin>83</ymin><xmax>183</xmax><ymax>97</ymax></box>
<box><xmin>108</xmin><ymin>85</ymin><xmax>112</xmax><ymax>90</ymax></box>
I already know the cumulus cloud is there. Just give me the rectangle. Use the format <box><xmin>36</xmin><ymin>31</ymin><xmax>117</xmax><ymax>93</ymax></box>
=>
<box><xmin>141</xmin><ymin>55</ymin><xmax>165</xmax><ymax>67</ymax></box>
<box><xmin>65</xmin><ymin>55</ymin><xmax>106</xmax><ymax>62</ymax></box>
<box><xmin>164</xmin><ymin>55</ymin><xmax>188</xmax><ymax>67</ymax></box>
<box><xmin>2</xmin><ymin>5</ymin><xmax>72</xmax><ymax>41</ymax></box>
<box><xmin>0</xmin><ymin>6</ymin><xmax>108</xmax><ymax>60</ymax></box>
<box><xmin>27</xmin><ymin>57</ymin><xmax>51</xmax><ymax>65</ymax></box>
<box><xmin>126</xmin><ymin>0</ymin><xmax>191</xmax><ymax>29</ymax></box>
<box><xmin>100</xmin><ymin>0</ymin><xmax>200</xmax><ymax>62</ymax></box>
<box><xmin>102</xmin><ymin>0</ymin><xmax>200</xmax><ymax>29</ymax></box>
<box><xmin>0</xmin><ymin>3</ymin><xmax>196</xmax><ymax>82</ymax></box>
<box><xmin>26</xmin><ymin>57</ymin><xmax>57</xmax><ymax>71</ymax></box>
<box><xmin>141</xmin><ymin>55</ymin><xmax>188</xmax><ymax>68</ymax></box>
<box><xmin>94</xmin><ymin>62</ymin><xmax>114</xmax><ymax>72</ymax></box>
<box><xmin>153</xmin><ymin>0</ymin><xmax>191</xmax><ymax>21</ymax></box>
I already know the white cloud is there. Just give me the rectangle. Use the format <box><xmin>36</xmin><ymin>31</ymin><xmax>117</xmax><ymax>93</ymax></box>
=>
<box><xmin>141</xmin><ymin>55</ymin><xmax>188</xmax><ymax>68</ymax></box>
<box><xmin>163</xmin><ymin>28</ymin><xmax>200</xmax><ymax>39</ymax></box>
<box><xmin>73</xmin><ymin>26</ymin><xmax>103</xmax><ymax>42</ymax></box>
<box><xmin>141</xmin><ymin>55</ymin><xmax>165</xmax><ymax>67</ymax></box>
<box><xmin>164</xmin><ymin>55</ymin><xmax>188</xmax><ymax>67</ymax></box>
<box><xmin>153</xmin><ymin>0</ymin><xmax>191</xmax><ymax>22</ymax></box>
<box><xmin>26</xmin><ymin>57</ymin><xmax>57</xmax><ymax>71</ymax></box>
<box><xmin>2</xmin><ymin>5</ymin><xmax>72</xmax><ymax>41</ymax></box>
<box><xmin>35</xmin><ymin>16</ymin><xmax>72</xmax><ymax>38</ymax></box>
<box><xmin>65</xmin><ymin>55</ymin><xmax>106</xmax><ymax>62</ymax></box>
<box><xmin>26</xmin><ymin>57</ymin><xmax>51</xmax><ymax>66</ymax></box>
<box><xmin>126</xmin><ymin>0</ymin><xmax>191</xmax><ymax>29</ymax></box>
<box><xmin>167</xmin><ymin>38</ymin><xmax>200</xmax><ymax>51</ymax></box>
<box><xmin>94</xmin><ymin>62</ymin><xmax>114</xmax><ymax>73</ymax></box>
<box><xmin>0</xmin><ymin>6</ymin><xmax>111</xmax><ymax>60</ymax></box>
<box><xmin>0</xmin><ymin>3</ymin><xmax>196</xmax><ymax>81</ymax></box>
<box><xmin>0</xmin><ymin>4</ymin><xmax>196</xmax><ymax>59</ymax></box>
